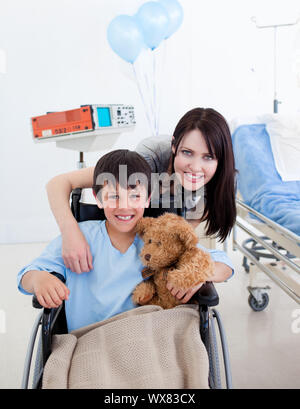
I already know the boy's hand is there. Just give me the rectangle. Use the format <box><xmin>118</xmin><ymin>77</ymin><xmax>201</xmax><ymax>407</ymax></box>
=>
<box><xmin>166</xmin><ymin>282</ymin><xmax>203</xmax><ymax>304</ymax></box>
<box><xmin>32</xmin><ymin>271</ymin><xmax>70</xmax><ymax>309</ymax></box>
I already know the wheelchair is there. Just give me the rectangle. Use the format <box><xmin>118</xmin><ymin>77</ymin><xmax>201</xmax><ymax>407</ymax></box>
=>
<box><xmin>21</xmin><ymin>188</ymin><xmax>233</xmax><ymax>389</ymax></box>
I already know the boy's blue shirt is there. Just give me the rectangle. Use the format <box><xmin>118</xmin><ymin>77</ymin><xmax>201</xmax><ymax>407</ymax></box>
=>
<box><xmin>17</xmin><ymin>220</ymin><xmax>234</xmax><ymax>332</ymax></box>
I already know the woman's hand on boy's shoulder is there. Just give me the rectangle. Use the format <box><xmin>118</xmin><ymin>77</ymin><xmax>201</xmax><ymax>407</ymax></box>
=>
<box><xmin>62</xmin><ymin>226</ymin><xmax>93</xmax><ymax>274</ymax></box>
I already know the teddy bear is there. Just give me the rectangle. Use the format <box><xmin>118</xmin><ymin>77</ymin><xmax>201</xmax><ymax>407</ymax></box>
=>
<box><xmin>132</xmin><ymin>213</ymin><xmax>214</xmax><ymax>309</ymax></box>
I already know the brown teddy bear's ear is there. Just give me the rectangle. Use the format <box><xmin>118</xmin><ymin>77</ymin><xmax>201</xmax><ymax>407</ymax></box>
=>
<box><xmin>157</xmin><ymin>213</ymin><xmax>198</xmax><ymax>249</ymax></box>
<box><xmin>176</xmin><ymin>222</ymin><xmax>199</xmax><ymax>250</ymax></box>
<box><xmin>135</xmin><ymin>217</ymin><xmax>154</xmax><ymax>237</ymax></box>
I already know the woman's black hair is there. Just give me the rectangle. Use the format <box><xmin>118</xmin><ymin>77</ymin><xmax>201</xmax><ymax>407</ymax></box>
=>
<box><xmin>169</xmin><ymin>107</ymin><xmax>237</xmax><ymax>242</ymax></box>
<box><xmin>92</xmin><ymin>149</ymin><xmax>152</xmax><ymax>200</ymax></box>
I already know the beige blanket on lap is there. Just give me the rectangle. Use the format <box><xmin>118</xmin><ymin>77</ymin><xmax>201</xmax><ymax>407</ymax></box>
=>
<box><xmin>42</xmin><ymin>305</ymin><xmax>209</xmax><ymax>389</ymax></box>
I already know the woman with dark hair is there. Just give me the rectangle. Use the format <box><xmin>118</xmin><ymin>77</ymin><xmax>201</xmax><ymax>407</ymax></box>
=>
<box><xmin>46</xmin><ymin>108</ymin><xmax>236</xmax><ymax>302</ymax></box>
<box><xmin>136</xmin><ymin>108</ymin><xmax>236</xmax><ymax>242</ymax></box>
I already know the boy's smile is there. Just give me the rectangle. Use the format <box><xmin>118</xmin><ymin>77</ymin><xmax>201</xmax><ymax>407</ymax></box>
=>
<box><xmin>115</xmin><ymin>215</ymin><xmax>134</xmax><ymax>221</ymax></box>
<box><xmin>113</xmin><ymin>213</ymin><xmax>136</xmax><ymax>225</ymax></box>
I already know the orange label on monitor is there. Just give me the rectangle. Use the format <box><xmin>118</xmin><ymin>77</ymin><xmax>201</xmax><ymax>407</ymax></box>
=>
<box><xmin>32</xmin><ymin>106</ymin><xmax>94</xmax><ymax>138</ymax></box>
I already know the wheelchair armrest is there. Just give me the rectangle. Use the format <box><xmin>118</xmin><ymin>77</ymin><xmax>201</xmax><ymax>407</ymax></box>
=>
<box><xmin>32</xmin><ymin>272</ymin><xmax>66</xmax><ymax>309</ymax></box>
<box><xmin>71</xmin><ymin>188</ymin><xmax>82</xmax><ymax>221</ymax></box>
<box><xmin>194</xmin><ymin>281</ymin><xmax>219</xmax><ymax>307</ymax></box>
<box><xmin>72</xmin><ymin>187</ymin><xmax>82</xmax><ymax>197</ymax></box>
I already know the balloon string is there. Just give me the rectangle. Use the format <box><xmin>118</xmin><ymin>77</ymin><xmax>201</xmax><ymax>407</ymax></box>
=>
<box><xmin>138</xmin><ymin>53</ymin><xmax>156</xmax><ymax>135</ymax></box>
<box><xmin>152</xmin><ymin>50</ymin><xmax>158</xmax><ymax>136</ymax></box>
<box><xmin>132</xmin><ymin>63</ymin><xmax>156</xmax><ymax>136</ymax></box>
<box><xmin>156</xmin><ymin>39</ymin><xmax>167</xmax><ymax>137</ymax></box>
<box><xmin>143</xmin><ymin>50</ymin><xmax>156</xmax><ymax>133</ymax></box>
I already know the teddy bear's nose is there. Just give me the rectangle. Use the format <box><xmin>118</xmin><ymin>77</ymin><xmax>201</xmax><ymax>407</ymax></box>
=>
<box><xmin>144</xmin><ymin>254</ymin><xmax>151</xmax><ymax>261</ymax></box>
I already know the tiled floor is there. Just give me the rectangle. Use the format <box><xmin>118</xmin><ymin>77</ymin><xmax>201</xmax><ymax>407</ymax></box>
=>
<box><xmin>0</xmin><ymin>235</ymin><xmax>299</xmax><ymax>389</ymax></box>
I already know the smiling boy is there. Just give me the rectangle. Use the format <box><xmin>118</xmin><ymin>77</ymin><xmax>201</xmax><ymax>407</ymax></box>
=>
<box><xmin>17</xmin><ymin>150</ymin><xmax>152</xmax><ymax>332</ymax></box>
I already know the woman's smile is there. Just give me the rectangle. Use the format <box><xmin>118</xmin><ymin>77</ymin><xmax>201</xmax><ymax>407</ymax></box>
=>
<box><xmin>184</xmin><ymin>172</ymin><xmax>204</xmax><ymax>182</ymax></box>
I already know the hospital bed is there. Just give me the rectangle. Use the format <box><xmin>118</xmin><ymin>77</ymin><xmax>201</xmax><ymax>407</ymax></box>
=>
<box><xmin>231</xmin><ymin>120</ymin><xmax>300</xmax><ymax>311</ymax></box>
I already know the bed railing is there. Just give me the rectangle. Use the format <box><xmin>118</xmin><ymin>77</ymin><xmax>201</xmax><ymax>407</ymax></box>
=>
<box><xmin>233</xmin><ymin>199</ymin><xmax>300</xmax><ymax>308</ymax></box>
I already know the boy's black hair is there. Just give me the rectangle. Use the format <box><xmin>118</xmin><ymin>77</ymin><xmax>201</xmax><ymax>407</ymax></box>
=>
<box><xmin>92</xmin><ymin>149</ymin><xmax>152</xmax><ymax>200</ymax></box>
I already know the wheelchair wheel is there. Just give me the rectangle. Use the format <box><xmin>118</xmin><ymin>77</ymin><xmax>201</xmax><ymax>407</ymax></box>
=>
<box><xmin>248</xmin><ymin>293</ymin><xmax>269</xmax><ymax>311</ymax></box>
<box><xmin>32</xmin><ymin>333</ymin><xmax>43</xmax><ymax>389</ymax></box>
<box><xmin>208</xmin><ymin>312</ymin><xmax>222</xmax><ymax>389</ymax></box>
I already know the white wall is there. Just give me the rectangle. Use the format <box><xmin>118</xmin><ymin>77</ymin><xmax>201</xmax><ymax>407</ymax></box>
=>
<box><xmin>1</xmin><ymin>0</ymin><xmax>300</xmax><ymax>243</ymax></box>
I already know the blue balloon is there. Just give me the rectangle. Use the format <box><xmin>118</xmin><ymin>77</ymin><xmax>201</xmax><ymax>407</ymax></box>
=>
<box><xmin>135</xmin><ymin>2</ymin><xmax>169</xmax><ymax>50</ymax></box>
<box><xmin>107</xmin><ymin>15</ymin><xmax>144</xmax><ymax>63</ymax></box>
<box><xmin>158</xmin><ymin>0</ymin><xmax>184</xmax><ymax>38</ymax></box>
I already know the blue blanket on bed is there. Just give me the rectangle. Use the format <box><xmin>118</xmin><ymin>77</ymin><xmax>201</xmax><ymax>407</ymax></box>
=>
<box><xmin>232</xmin><ymin>124</ymin><xmax>300</xmax><ymax>237</ymax></box>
